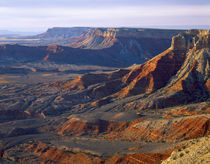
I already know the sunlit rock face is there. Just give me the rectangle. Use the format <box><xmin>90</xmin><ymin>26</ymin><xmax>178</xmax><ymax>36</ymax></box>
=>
<box><xmin>171</xmin><ymin>29</ymin><xmax>210</xmax><ymax>50</ymax></box>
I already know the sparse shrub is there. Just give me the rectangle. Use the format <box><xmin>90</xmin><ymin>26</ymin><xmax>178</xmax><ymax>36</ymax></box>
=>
<box><xmin>185</xmin><ymin>150</ymin><xmax>189</xmax><ymax>153</ymax></box>
<box><xmin>173</xmin><ymin>156</ymin><xmax>177</xmax><ymax>160</ymax></box>
<box><xmin>178</xmin><ymin>148</ymin><xmax>182</xmax><ymax>152</ymax></box>
<box><xmin>182</xmin><ymin>145</ymin><xmax>186</xmax><ymax>149</ymax></box>
<box><xmin>180</xmin><ymin>153</ymin><xmax>184</xmax><ymax>157</ymax></box>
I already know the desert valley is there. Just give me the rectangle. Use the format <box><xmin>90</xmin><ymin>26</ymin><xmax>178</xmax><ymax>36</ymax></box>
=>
<box><xmin>0</xmin><ymin>27</ymin><xmax>209</xmax><ymax>163</ymax></box>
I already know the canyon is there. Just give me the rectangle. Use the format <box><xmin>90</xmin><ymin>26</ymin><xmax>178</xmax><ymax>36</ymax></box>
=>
<box><xmin>0</xmin><ymin>28</ymin><xmax>209</xmax><ymax>163</ymax></box>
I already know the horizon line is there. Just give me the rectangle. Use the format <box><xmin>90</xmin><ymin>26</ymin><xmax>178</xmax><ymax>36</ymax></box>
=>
<box><xmin>0</xmin><ymin>25</ymin><xmax>209</xmax><ymax>34</ymax></box>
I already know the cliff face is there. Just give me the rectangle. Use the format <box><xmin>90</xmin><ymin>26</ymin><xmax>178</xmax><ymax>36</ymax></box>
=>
<box><xmin>69</xmin><ymin>28</ymin><xmax>183</xmax><ymax>61</ymax></box>
<box><xmin>70</xmin><ymin>28</ymin><xmax>117</xmax><ymax>49</ymax></box>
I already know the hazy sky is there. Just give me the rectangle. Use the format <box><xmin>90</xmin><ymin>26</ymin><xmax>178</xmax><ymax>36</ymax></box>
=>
<box><xmin>0</xmin><ymin>0</ymin><xmax>209</xmax><ymax>32</ymax></box>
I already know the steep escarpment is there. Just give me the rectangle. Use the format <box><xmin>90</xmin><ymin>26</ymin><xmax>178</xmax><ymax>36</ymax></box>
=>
<box><xmin>70</xmin><ymin>28</ymin><xmax>117</xmax><ymax>49</ymax></box>
<box><xmin>69</xmin><ymin>28</ymin><xmax>184</xmax><ymax>62</ymax></box>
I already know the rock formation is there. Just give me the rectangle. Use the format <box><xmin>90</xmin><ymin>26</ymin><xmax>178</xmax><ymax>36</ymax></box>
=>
<box><xmin>162</xmin><ymin>136</ymin><xmax>210</xmax><ymax>164</ymax></box>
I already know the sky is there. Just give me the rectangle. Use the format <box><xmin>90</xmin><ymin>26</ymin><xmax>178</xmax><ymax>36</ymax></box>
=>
<box><xmin>0</xmin><ymin>0</ymin><xmax>210</xmax><ymax>32</ymax></box>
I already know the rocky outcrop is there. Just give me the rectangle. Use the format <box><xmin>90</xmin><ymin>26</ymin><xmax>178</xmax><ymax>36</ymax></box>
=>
<box><xmin>162</xmin><ymin>136</ymin><xmax>210</xmax><ymax>164</ymax></box>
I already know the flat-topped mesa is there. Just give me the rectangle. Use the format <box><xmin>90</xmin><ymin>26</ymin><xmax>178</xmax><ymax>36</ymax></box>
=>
<box><xmin>170</xmin><ymin>29</ymin><xmax>210</xmax><ymax>51</ymax></box>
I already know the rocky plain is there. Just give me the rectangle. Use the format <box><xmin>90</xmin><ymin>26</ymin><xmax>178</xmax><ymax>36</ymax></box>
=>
<box><xmin>0</xmin><ymin>28</ymin><xmax>209</xmax><ymax>163</ymax></box>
